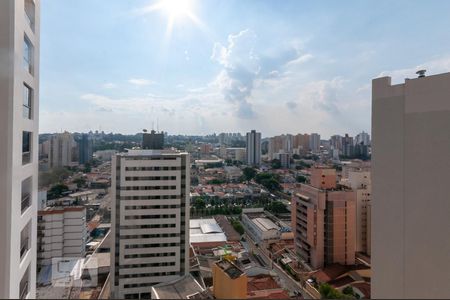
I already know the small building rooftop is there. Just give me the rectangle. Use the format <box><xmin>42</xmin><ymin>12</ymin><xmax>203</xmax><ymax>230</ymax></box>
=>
<box><xmin>151</xmin><ymin>274</ymin><xmax>208</xmax><ymax>299</ymax></box>
<box><xmin>190</xmin><ymin>219</ymin><xmax>227</xmax><ymax>244</ymax></box>
<box><xmin>216</xmin><ymin>260</ymin><xmax>244</xmax><ymax>279</ymax></box>
<box><xmin>252</xmin><ymin>217</ymin><xmax>279</xmax><ymax>232</ymax></box>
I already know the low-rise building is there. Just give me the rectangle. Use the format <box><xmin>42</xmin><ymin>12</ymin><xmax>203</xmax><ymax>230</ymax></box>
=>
<box><xmin>212</xmin><ymin>260</ymin><xmax>247</xmax><ymax>299</ymax></box>
<box><xmin>37</xmin><ymin>206</ymin><xmax>87</xmax><ymax>268</ymax></box>
<box><xmin>190</xmin><ymin>219</ymin><xmax>227</xmax><ymax>249</ymax></box>
<box><xmin>242</xmin><ymin>212</ymin><xmax>280</xmax><ymax>244</ymax></box>
<box><xmin>224</xmin><ymin>166</ymin><xmax>243</xmax><ymax>182</ymax></box>
<box><xmin>151</xmin><ymin>274</ymin><xmax>210</xmax><ymax>299</ymax></box>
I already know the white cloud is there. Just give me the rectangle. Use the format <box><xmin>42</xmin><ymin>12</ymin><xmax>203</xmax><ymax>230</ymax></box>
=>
<box><xmin>128</xmin><ymin>78</ymin><xmax>155</xmax><ymax>86</ymax></box>
<box><xmin>211</xmin><ymin>29</ymin><xmax>261</xmax><ymax>119</ymax></box>
<box><xmin>377</xmin><ymin>55</ymin><xmax>450</xmax><ymax>84</ymax></box>
<box><xmin>102</xmin><ymin>82</ymin><xmax>116</xmax><ymax>89</ymax></box>
<box><xmin>285</xmin><ymin>53</ymin><xmax>313</xmax><ymax>67</ymax></box>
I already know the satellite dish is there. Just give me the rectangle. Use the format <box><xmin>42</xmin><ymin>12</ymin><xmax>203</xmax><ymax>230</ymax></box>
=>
<box><xmin>143</xmin><ymin>129</ymin><xmax>148</xmax><ymax>133</ymax></box>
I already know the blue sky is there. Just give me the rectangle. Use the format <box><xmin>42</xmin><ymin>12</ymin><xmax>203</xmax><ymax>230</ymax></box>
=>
<box><xmin>40</xmin><ymin>0</ymin><xmax>450</xmax><ymax>138</ymax></box>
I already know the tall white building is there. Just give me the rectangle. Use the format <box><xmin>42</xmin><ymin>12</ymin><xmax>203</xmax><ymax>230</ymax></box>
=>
<box><xmin>37</xmin><ymin>206</ymin><xmax>87</xmax><ymax>269</ymax></box>
<box><xmin>309</xmin><ymin>133</ymin><xmax>320</xmax><ymax>152</ymax></box>
<box><xmin>111</xmin><ymin>149</ymin><xmax>190</xmax><ymax>299</ymax></box>
<box><xmin>372</xmin><ymin>72</ymin><xmax>450</xmax><ymax>298</ymax></box>
<box><xmin>355</xmin><ymin>131</ymin><xmax>370</xmax><ymax>146</ymax></box>
<box><xmin>48</xmin><ymin>131</ymin><xmax>78</xmax><ymax>169</ymax></box>
<box><xmin>0</xmin><ymin>0</ymin><xmax>40</xmax><ymax>298</ymax></box>
<box><xmin>246</xmin><ymin>130</ymin><xmax>261</xmax><ymax>166</ymax></box>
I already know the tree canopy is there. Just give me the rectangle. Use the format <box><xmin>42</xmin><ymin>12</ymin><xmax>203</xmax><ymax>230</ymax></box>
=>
<box><xmin>242</xmin><ymin>167</ymin><xmax>257</xmax><ymax>181</ymax></box>
<box><xmin>255</xmin><ymin>173</ymin><xmax>281</xmax><ymax>191</ymax></box>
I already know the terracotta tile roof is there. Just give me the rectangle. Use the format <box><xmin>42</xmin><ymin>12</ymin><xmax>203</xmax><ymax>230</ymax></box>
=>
<box><xmin>247</xmin><ymin>275</ymin><xmax>280</xmax><ymax>292</ymax></box>
<box><xmin>313</xmin><ymin>264</ymin><xmax>349</xmax><ymax>283</ymax></box>
<box><xmin>247</xmin><ymin>288</ymin><xmax>290</xmax><ymax>299</ymax></box>
<box><xmin>352</xmin><ymin>282</ymin><xmax>371</xmax><ymax>298</ymax></box>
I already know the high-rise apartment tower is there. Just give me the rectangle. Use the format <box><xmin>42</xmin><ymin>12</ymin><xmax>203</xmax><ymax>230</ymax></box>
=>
<box><xmin>246</xmin><ymin>130</ymin><xmax>261</xmax><ymax>166</ymax></box>
<box><xmin>0</xmin><ymin>0</ymin><xmax>40</xmax><ymax>298</ymax></box>
<box><xmin>111</xmin><ymin>146</ymin><xmax>190</xmax><ymax>299</ymax></box>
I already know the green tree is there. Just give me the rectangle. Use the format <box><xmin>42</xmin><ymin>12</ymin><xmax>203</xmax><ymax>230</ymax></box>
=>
<box><xmin>73</xmin><ymin>177</ymin><xmax>87</xmax><ymax>188</ymax></box>
<box><xmin>266</xmin><ymin>201</ymin><xmax>289</xmax><ymax>214</ymax></box>
<box><xmin>271</xmin><ymin>159</ymin><xmax>281</xmax><ymax>169</ymax></box>
<box><xmin>48</xmin><ymin>183</ymin><xmax>69</xmax><ymax>200</ymax></box>
<box><xmin>296</xmin><ymin>175</ymin><xmax>307</xmax><ymax>183</ymax></box>
<box><xmin>319</xmin><ymin>283</ymin><xmax>355</xmax><ymax>299</ymax></box>
<box><xmin>255</xmin><ymin>173</ymin><xmax>281</xmax><ymax>192</ymax></box>
<box><xmin>231</xmin><ymin>219</ymin><xmax>245</xmax><ymax>235</ymax></box>
<box><xmin>207</xmin><ymin>179</ymin><xmax>226</xmax><ymax>185</ymax></box>
<box><xmin>242</xmin><ymin>167</ymin><xmax>257</xmax><ymax>181</ymax></box>
<box><xmin>193</xmin><ymin>198</ymin><xmax>206</xmax><ymax>210</ymax></box>
<box><xmin>83</xmin><ymin>162</ymin><xmax>92</xmax><ymax>173</ymax></box>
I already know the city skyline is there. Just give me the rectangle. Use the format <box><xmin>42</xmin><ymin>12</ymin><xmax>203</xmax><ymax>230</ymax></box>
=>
<box><xmin>40</xmin><ymin>0</ymin><xmax>450</xmax><ymax>136</ymax></box>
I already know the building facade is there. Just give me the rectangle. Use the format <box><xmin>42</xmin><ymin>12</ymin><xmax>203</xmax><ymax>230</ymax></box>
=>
<box><xmin>342</xmin><ymin>134</ymin><xmax>354</xmax><ymax>157</ymax></box>
<box><xmin>142</xmin><ymin>130</ymin><xmax>164</xmax><ymax>150</ymax></box>
<box><xmin>78</xmin><ymin>133</ymin><xmax>93</xmax><ymax>165</ymax></box>
<box><xmin>0</xmin><ymin>0</ymin><xmax>40</xmax><ymax>298</ymax></box>
<box><xmin>309</xmin><ymin>133</ymin><xmax>320</xmax><ymax>153</ymax></box>
<box><xmin>48</xmin><ymin>131</ymin><xmax>77</xmax><ymax>169</ymax></box>
<box><xmin>372</xmin><ymin>73</ymin><xmax>450</xmax><ymax>298</ymax></box>
<box><xmin>354</xmin><ymin>131</ymin><xmax>370</xmax><ymax>146</ymax></box>
<box><xmin>292</xmin><ymin>168</ymin><xmax>356</xmax><ymax>269</ymax></box>
<box><xmin>346</xmin><ymin>171</ymin><xmax>371</xmax><ymax>256</ymax></box>
<box><xmin>37</xmin><ymin>206</ymin><xmax>87</xmax><ymax>268</ymax></box>
<box><xmin>246</xmin><ymin>130</ymin><xmax>261</xmax><ymax>166</ymax></box>
<box><xmin>111</xmin><ymin>149</ymin><xmax>190</xmax><ymax>299</ymax></box>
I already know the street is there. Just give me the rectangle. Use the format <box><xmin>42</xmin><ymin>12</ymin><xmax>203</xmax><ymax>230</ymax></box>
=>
<box><xmin>243</xmin><ymin>233</ymin><xmax>314</xmax><ymax>299</ymax></box>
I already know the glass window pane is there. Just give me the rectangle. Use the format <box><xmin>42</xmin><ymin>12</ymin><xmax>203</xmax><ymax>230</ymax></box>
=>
<box><xmin>22</xmin><ymin>132</ymin><xmax>30</xmax><ymax>153</ymax></box>
<box><xmin>23</xmin><ymin>85</ymin><xmax>32</xmax><ymax>119</ymax></box>
<box><xmin>22</xmin><ymin>132</ymin><xmax>31</xmax><ymax>165</ymax></box>
<box><xmin>23</xmin><ymin>36</ymin><xmax>32</xmax><ymax>74</ymax></box>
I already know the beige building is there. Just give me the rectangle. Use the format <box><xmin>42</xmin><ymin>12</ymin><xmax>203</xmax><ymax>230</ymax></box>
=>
<box><xmin>111</xmin><ymin>149</ymin><xmax>190</xmax><ymax>299</ymax></box>
<box><xmin>0</xmin><ymin>0</ymin><xmax>40</xmax><ymax>298</ymax></box>
<box><xmin>345</xmin><ymin>171</ymin><xmax>371</xmax><ymax>255</ymax></box>
<box><xmin>212</xmin><ymin>260</ymin><xmax>247</xmax><ymax>300</ymax></box>
<box><xmin>292</xmin><ymin>168</ymin><xmax>356</xmax><ymax>269</ymax></box>
<box><xmin>372</xmin><ymin>72</ymin><xmax>450</xmax><ymax>298</ymax></box>
<box><xmin>48</xmin><ymin>131</ymin><xmax>78</xmax><ymax>169</ymax></box>
<box><xmin>293</xmin><ymin>133</ymin><xmax>310</xmax><ymax>154</ymax></box>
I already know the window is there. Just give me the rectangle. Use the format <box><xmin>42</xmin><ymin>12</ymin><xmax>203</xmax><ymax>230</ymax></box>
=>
<box><xmin>23</xmin><ymin>36</ymin><xmax>33</xmax><ymax>75</ymax></box>
<box><xmin>19</xmin><ymin>266</ymin><xmax>30</xmax><ymax>299</ymax></box>
<box><xmin>21</xmin><ymin>177</ymin><xmax>32</xmax><ymax>213</ymax></box>
<box><xmin>20</xmin><ymin>222</ymin><xmax>31</xmax><ymax>261</ymax></box>
<box><xmin>24</xmin><ymin>0</ymin><xmax>35</xmax><ymax>32</ymax></box>
<box><xmin>22</xmin><ymin>131</ymin><xmax>32</xmax><ymax>165</ymax></box>
<box><xmin>23</xmin><ymin>84</ymin><xmax>32</xmax><ymax>119</ymax></box>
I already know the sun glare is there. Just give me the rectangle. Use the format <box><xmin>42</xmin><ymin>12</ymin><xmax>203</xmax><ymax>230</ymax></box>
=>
<box><xmin>160</xmin><ymin>0</ymin><xmax>191</xmax><ymax>19</ymax></box>
<box><xmin>144</xmin><ymin>0</ymin><xmax>207</xmax><ymax>46</ymax></box>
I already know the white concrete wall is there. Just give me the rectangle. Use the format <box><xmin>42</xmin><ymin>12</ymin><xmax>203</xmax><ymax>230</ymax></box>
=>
<box><xmin>38</xmin><ymin>208</ymin><xmax>86</xmax><ymax>268</ymax></box>
<box><xmin>0</xmin><ymin>1</ymin><xmax>39</xmax><ymax>298</ymax></box>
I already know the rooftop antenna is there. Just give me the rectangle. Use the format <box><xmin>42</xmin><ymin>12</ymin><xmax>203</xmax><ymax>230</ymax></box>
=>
<box><xmin>156</xmin><ymin>117</ymin><xmax>159</xmax><ymax>133</ymax></box>
<box><xmin>416</xmin><ymin>69</ymin><xmax>426</xmax><ymax>78</ymax></box>
<box><xmin>152</xmin><ymin>120</ymin><xmax>154</xmax><ymax>131</ymax></box>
